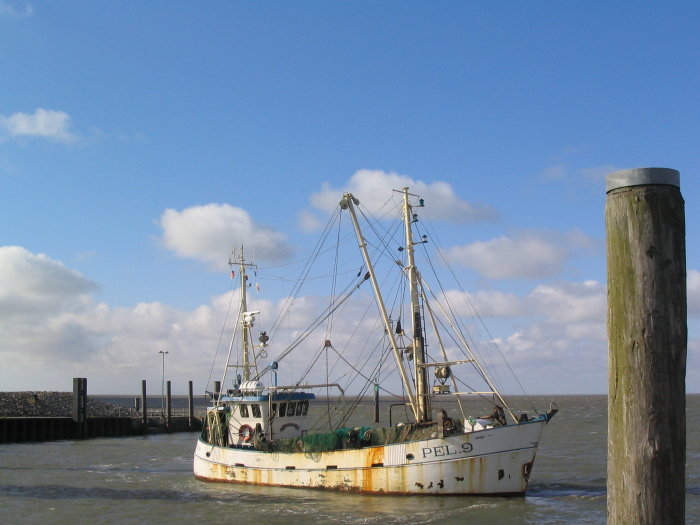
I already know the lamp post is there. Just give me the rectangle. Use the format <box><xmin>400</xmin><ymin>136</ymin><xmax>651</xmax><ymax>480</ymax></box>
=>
<box><xmin>159</xmin><ymin>350</ymin><xmax>169</xmax><ymax>418</ymax></box>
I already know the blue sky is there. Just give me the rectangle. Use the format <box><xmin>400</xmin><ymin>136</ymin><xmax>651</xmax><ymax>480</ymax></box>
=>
<box><xmin>1</xmin><ymin>2</ymin><xmax>698</xmax><ymax>395</ymax></box>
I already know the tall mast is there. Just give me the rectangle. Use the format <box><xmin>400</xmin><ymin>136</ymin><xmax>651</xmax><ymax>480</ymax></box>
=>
<box><xmin>230</xmin><ymin>248</ymin><xmax>257</xmax><ymax>382</ymax></box>
<box><xmin>401</xmin><ymin>187</ymin><xmax>430</xmax><ymax>422</ymax></box>
<box><xmin>240</xmin><ymin>253</ymin><xmax>251</xmax><ymax>381</ymax></box>
<box><xmin>339</xmin><ymin>193</ymin><xmax>419</xmax><ymax>419</ymax></box>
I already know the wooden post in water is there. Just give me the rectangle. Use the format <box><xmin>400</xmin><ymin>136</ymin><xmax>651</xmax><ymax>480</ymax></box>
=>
<box><xmin>188</xmin><ymin>380</ymin><xmax>194</xmax><ymax>430</ymax></box>
<box><xmin>141</xmin><ymin>380</ymin><xmax>148</xmax><ymax>426</ymax></box>
<box><xmin>72</xmin><ymin>377</ymin><xmax>87</xmax><ymax>439</ymax></box>
<box><xmin>166</xmin><ymin>380</ymin><xmax>172</xmax><ymax>429</ymax></box>
<box><xmin>605</xmin><ymin>167</ymin><xmax>686</xmax><ymax>525</ymax></box>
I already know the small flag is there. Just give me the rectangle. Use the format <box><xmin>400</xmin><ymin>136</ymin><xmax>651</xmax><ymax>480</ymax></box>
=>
<box><xmin>230</xmin><ymin>270</ymin><xmax>235</xmax><ymax>279</ymax></box>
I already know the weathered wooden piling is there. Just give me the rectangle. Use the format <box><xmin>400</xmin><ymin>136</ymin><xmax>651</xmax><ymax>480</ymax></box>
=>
<box><xmin>188</xmin><ymin>380</ymin><xmax>194</xmax><ymax>429</ymax></box>
<box><xmin>72</xmin><ymin>377</ymin><xmax>87</xmax><ymax>439</ymax></box>
<box><xmin>605</xmin><ymin>167</ymin><xmax>686</xmax><ymax>525</ymax></box>
<box><xmin>166</xmin><ymin>380</ymin><xmax>172</xmax><ymax>428</ymax></box>
<box><xmin>141</xmin><ymin>379</ymin><xmax>148</xmax><ymax>426</ymax></box>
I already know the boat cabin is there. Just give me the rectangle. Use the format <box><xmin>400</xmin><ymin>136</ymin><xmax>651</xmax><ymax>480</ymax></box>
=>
<box><xmin>215</xmin><ymin>381</ymin><xmax>316</xmax><ymax>447</ymax></box>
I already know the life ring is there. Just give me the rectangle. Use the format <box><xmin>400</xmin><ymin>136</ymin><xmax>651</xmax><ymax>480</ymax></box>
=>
<box><xmin>280</xmin><ymin>422</ymin><xmax>300</xmax><ymax>433</ymax></box>
<box><xmin>239</xmin><ymin>424</ymin><xmax>254</xmax><ymax>442</ymax></box>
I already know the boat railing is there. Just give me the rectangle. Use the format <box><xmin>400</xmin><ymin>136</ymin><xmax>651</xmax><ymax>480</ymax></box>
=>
<box><xmin>141</xmin><ymin>407</ymin><xmax>202</xmax><ymax>418</ymax></box>
<box><xmin>269</xmin><ymin>383</ymin><xmax>345</xmax><ymax>396</ymax></box>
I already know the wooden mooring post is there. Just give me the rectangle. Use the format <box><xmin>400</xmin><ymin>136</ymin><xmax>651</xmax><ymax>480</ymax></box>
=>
<box><xmin>141</xmin><ymin>379</ymin><xmax>148</xmax><ymax>426</ymax></box>
<box><xmin>188</xmin><ymin>380</ymin><xmax>194</xmax><ymax>429</ymax></box>
<box><xmin>605</xmin><ymin>167</ymin><xmax>686</xmax><ymax>524</ymax></box>
<box><xmin>166</xmin><ymin>380</ymin><xmax>172</xmax><ymax>428</ymax></box>
<box><xmin>72</xmin><ymin>377</ymin><xmax>87</xmax><ymax>439</ymax></box>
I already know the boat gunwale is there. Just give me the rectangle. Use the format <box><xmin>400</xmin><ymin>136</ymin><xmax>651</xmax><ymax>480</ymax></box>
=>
<box><xmin>195</xmin><ymin>416</ymin><xmax>547</xmax><ymax>457</ymax></box>
<box><xmin>195</xmin><ymin>438</ymin><xmax>540</xmax><ymax>467</ymax></box>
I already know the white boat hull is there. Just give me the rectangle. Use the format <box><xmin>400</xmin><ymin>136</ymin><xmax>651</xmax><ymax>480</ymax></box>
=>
<box><xmin>193</xmin><ymin>419</ymin><xmax>546</xmax><ymax>495</ymax></box>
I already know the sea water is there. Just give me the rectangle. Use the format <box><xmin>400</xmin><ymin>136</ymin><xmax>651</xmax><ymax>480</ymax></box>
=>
<box><xmin>1</xmin><ymin>395</ymin><xmax>698</xmax><ymax>524</ymax></box>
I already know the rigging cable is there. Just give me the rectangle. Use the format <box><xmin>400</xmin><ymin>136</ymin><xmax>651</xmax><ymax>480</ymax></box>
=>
<box><xmin>429</xmin><ymin>240</ymin><xmax>529</xmax><ymax>402</ymax></box>
<box><xmin>205</xmin><ymin>276</ymin><xmax>238</xmax><ymax>394</ymax></box>
<box><xmin>254</xmin><ymin>271</ymin><xmax>370</xmax><ymax>380</ymax></box>
<box><xmin>418</xmin><ymin>213</ymin><xmax>530</xmax><ymax>402</ymax></box>
<box><xmin>266</xmin><ymin>208</ymin><xmax>342</xmax><ymax>342</ymax></box>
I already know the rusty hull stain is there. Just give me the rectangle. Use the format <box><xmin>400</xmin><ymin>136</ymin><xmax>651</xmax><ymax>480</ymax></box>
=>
<box><xmin>193</xmin><ymin>426</ymin><xmax>540</xmax><ymax>495</ymax></box>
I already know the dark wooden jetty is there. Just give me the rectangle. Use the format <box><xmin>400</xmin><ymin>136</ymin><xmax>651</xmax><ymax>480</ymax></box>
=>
<box><xmin>0</xmin><ymin>378</ymin><xmax>203</xmax><ymax>444</ymax></box>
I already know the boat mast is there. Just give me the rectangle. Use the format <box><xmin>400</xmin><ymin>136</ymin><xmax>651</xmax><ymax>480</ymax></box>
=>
<box><xmin>401</xmin><ymin>187</ymin><xmax>431</xmax><ymax>423</ymax></box>
<box><xmin>339</xmin><ymin>193</ymin><xmax>419</xmax><ymax>420</ymax></box>
<box><xmin>230</xmin><ymin>248</ymin><xmax>257</xmax><ymax>382</ymax></box>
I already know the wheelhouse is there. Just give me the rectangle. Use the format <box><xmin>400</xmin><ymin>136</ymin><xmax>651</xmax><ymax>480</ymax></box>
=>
<box><xmin>206</xmin><ymin>380</ymin><xmax>317</xmax><ymax>447</ymax></box>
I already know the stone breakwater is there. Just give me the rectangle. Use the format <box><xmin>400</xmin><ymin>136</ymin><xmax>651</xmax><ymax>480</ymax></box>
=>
<box><xmin>0</xmin><ymin>392</ymin><xmax>138</xmax><ymax>418</ymax></box>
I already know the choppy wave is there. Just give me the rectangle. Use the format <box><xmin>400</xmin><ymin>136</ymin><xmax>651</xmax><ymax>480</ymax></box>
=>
<box><xmin>1</xmin><ymin>396</ymin><xmax>699</xmax><ymax>524</ymax></box>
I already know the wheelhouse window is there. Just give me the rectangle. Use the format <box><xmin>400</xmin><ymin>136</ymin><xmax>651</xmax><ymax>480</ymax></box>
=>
<box><xmin>239</xmin><ymin>404</ymin><xmax>249</xmax><ymax>418</ymax></box>
<box><xmin>271</xmin><ymin>403</ymin><xmax>277</xmax><ymax>416</ymax></box>
<box><xmin>296</xmin><ymin>402</ymin><xmax>304</xmax><ymax>416</ymax></box>
<box><xmin>287</xmin><ymin>401</ymin><xmax>296</xmax><ymax>416</ymax></box>
<box><xmin>300</xmin><ymin>400</ymin><xmax>309</xmax><ymax>415</ymax></box>
<box><xmin>279</xmin><ymin>403</ymin><xmax>287</xmax><ymax>417</ymax></box>
<box><xmin>251</xmin><ymin>404</ymin><xmax>261</xmax><ymax>418</ymax></box>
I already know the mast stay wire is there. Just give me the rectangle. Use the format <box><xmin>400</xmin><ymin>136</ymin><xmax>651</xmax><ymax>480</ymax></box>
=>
<box><xmin>256</xmin><ymin>270</ymin><xmax>369</xmax><ymax>380</ymax></box>
<box><xmin>415</xmin><ymin>211</ymin><xmax>531</xmax><ymax>405</ymax></box>
<box><xmin>265</xmin><ymin>207</ymin><xmax>342</xmax><ymax>342</ymax></box>
<box><xmin>263</xmin><ymin>204</ymin><xmax>399</xmax><ymax>387</ymax></box>
<box><xmin>205</xmin><ymin>276</ymin><xmax>238</xmax><ymax>393</ymax></box>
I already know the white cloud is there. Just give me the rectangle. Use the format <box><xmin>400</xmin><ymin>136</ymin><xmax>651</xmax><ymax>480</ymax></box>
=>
<box><xmin>437</xmin><ymin>278</ymin><xmax>608</xmax><ymax>392</ymax></box>
<box><xmin>538</xmin><ymin>163</ymin><xmax>622</xmax><ymax>185</ymax></box>
<box><xmin>309</xmin><ymin>169</ymin><xmax>498</xmax><ymax>223</ymax></box>
<box><xmin>443</xmin><ymin>289</ymin><xmax>525</xmax><ymax>318</ymax></box>
<box><xmin>0</xmin><ymin>244</ymin><xmax>688</xmax><ymax>395</ymax></box>
<box><xmin>478</xmin><ymin>271</ymin><xmax>699</xmax><ymax>393</ymax></box>
<box><xmin>0</xmin><ymin>245</ymin><xmax>358</xmax><ymax>393</ymax></box>
<box><xmin>0</xmin><ymin>246</ymin><xmax>99</xmax><ymax>364</ymax></box>
<box><xmin>0</xmin><ymin>0</ymin><xmax>33</xmax><ymax>18</ymax></box>
<box><xmin>477</xmin><ymin>278</ymin><xmax>613</xmax><ymax>393</ymax></box>
<box><xmin>539</xmin><ymin>164</ymin><xmax>567</xmax><ymax>181</ymax></box>
<box><xmin>447</xmin><ymin>232</ymin><xmax>558</xmax><ymax>280</ymax></box>
<box><xmin>443</xmin><ymin>279</ymin><xmax>605</xmax><ymax>324</ymax></box>
<box><xmin>0</xmin><ymin>246</ymin><xmax>232</xmax><ymax>392</ymax></box>
<box><xmin>0</xmin><ymin>108</ymin><xmax>76</xmax><ymax>142</ymax></box>
<box><xmin>297</xmin><ymin>209</ymin><xmax>324</xmax><ymax>233</ymax></box>
<box><xmin>158</xmin><ymin>204</ymin><xmax>294</xmax><ymax>270</ymax></box>
<box><xmin>0</xmin><ymin>246</ymin><xmax>97</xmax><ymax>318</ymax></box>
<box><xmin>528</xmin><ymin>280</ymin><xmax>606</xmax><ymax>324</ymax></box>
<box><xmin>494</xmin><ymin>319</ymin><xmax>606</xmax><ymax>367</ymax></box>
<box><xmin>579</xmin><ymin>164</ymin><xmax>620</xmax><ymax>183</ymax></box>
<box><xmin>446</xmin><ymin>229</ymin><xmax>598</xmax><ymax>280</ymax></box>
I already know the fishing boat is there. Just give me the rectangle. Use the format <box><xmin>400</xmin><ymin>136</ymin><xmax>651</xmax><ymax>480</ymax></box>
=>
<box><xmin>193</xmin><ymin>187</ymin><xmax>557</xmax><ymax>495</ymax></box>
